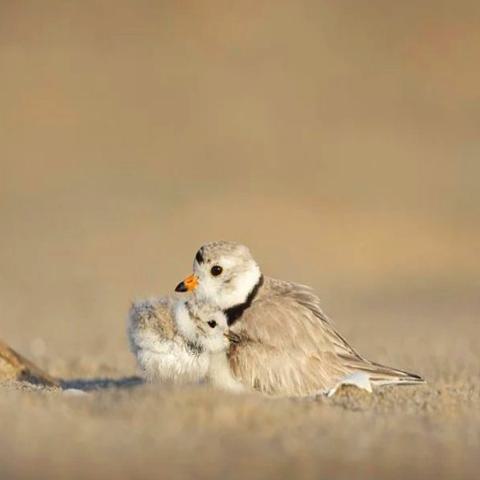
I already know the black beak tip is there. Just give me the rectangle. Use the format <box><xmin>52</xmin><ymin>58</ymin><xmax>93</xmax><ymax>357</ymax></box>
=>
<box><xmin>175</xmin><ymin>281</ymin><xmax>187</xmax><ymax>292</ymax></box>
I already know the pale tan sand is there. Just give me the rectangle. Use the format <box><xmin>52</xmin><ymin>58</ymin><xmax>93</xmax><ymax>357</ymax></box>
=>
<box><xmin>1</xmin><ymin>298</ymin><xmax>478</xmax><ymax>480</ymax></box>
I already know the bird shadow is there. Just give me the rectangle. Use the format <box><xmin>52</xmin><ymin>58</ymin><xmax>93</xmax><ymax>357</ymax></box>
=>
<box><xmin>60</xmin><ymin>376</ymin><xmax>144</xmax><ymax>392</ymax></box>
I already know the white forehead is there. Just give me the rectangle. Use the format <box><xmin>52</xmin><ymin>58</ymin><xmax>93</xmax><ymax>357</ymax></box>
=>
<box><xmin>196</xmin><ymin>305</ymin><xmax>228</xmax><ymax>326</ymax></box>
<box><xmin>187</xmin><ymin>299</ymin><xmax>226</xmax><ymax>321</ymax></box>
<box><xmin>216</xmin><ymin>256</ymin><xmax>238</xmax><ymax>269</ymax></box>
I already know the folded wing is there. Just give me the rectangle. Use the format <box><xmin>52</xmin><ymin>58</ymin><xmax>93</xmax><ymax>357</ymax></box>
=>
<box><xmin>227</xmin><ymin>278</ymin><xmax>423</xmax><ymax>397</ymax></box>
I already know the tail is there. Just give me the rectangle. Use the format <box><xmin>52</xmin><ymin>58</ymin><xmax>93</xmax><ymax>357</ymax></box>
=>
<box><xmin>352</xmin><ymin>359</ymin><xmax>425</xmax><ymax>387</ymax></box>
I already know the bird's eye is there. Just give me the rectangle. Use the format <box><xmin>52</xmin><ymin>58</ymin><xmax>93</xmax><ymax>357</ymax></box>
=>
<box><xmin>207</xmin><ymin>320</ymin><xmax>217</xmax><ymax>328</ymax></box>
<box><xmin>210</xmin><ymin>265</ymin><xmax>223</xmax><ymax>276</ymax></box>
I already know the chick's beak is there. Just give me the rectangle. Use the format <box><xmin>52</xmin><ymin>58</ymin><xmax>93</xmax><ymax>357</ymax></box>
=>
<box><xmin>175</xmin><ymin>274</ymin><xmax>198</xmax><ymax>292</ymax></box>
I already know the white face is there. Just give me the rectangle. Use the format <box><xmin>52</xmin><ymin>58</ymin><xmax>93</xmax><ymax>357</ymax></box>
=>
<box><xmin>174</xmin><ymin>300</ymin><xmax>230</xmax><ymax>354</ymax></box>
<box><xmin>196</xmin><ymin>309</ymin><xmax>230</xmax><ymax>354</ymax></box>
<box><xmin>192</xmin><ymin>251</ymin><xmax>261</xmax><ymax>309</ymax></box>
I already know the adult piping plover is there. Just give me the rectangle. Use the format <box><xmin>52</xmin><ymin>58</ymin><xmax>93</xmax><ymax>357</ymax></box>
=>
<box><xmin>175</xmin><ymin>241</ymin><xmax>425</xmax><ymax>397</ymax></box>
<box><xmin>127</xmin><ymin>296</ymin><xmax>208</xmax><ymax>383</ymax></box>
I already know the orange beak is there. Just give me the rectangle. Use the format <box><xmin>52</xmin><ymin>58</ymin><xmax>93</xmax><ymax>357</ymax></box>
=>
<box><xmin>175</xmin><ymin>274</ymin><xmax>199</xmax><ymax>292</ymax></box>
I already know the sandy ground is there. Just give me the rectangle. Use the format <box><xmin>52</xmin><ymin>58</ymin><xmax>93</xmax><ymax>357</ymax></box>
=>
<box><xmin>1</xmin><ymin>294</ymin><xmax>479</xmax><ymax>480</ymax></box>
<box><xmin>1</xmin><ymin>1</ymin><xmax>480</xmax><ymax>479</ymax></box>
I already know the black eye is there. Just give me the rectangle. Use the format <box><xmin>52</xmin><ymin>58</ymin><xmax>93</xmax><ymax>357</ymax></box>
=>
<box><xmin>210</xmin><ymin>265</ymin><xmax>223</xmax><ymax>276</ymax></box>
<box><xmin>207</xmin><ymin>320</ymin><xmax>217</xmax><ymax>328</ymax></box>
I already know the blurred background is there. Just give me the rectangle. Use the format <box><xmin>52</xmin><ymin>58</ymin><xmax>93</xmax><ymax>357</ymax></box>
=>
<box><xmin>1</xmin><ymin>0</ymin><xmax>479</xmax><ymax>378</ymax></box>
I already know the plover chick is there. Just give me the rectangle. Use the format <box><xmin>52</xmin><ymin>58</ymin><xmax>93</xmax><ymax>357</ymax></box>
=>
<box><xmin>127</xmin><ymin>296</ymin><xmax>208</xmax><ymax>383</ymax></box>
<box><xmin>174</xmin><ymin>299</ymin><xmax>245</xmax><ymax>393</ymax></box>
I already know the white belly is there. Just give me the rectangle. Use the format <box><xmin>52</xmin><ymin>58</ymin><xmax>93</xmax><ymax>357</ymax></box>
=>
<box><xmin>208</xmin><ymin>352</ymin><xmax>245</xmax><ymax>393</ymax></box>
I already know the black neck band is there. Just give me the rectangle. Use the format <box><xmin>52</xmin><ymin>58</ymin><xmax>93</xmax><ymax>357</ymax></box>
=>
<box><xmin>224</xmin><ymin>275</ymin><xmax>264</xmax><ymax>326</ymax></box>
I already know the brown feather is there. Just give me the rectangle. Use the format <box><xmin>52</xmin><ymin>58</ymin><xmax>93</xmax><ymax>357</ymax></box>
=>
<box><xmin>227</xmin><ymin>277</ymin><xmax>423</xmax><ymax>396</ymax></box>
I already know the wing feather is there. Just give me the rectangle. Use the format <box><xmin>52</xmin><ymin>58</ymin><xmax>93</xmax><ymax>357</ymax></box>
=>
<box><xmin>227</xmin><ymin>278</ymin><xmax>423</xmax><ymax>396</ymax></box>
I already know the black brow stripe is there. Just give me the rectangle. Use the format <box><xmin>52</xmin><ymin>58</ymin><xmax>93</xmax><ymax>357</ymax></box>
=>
<box><xmin>224</xmin><ymin>275</ymin><xmax>264</xmax><ymax>326</ymax></box>
<box><xmin>195</xmin><ymin>249</ymin><xmax>204</xmax><ymax>264</ymax></box>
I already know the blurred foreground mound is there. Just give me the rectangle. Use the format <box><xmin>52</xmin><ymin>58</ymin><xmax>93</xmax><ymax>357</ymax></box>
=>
<box><xmin>0</xmin><ymin>339</ymin><xmax>59</xmax><ymax>387</ymax></box>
